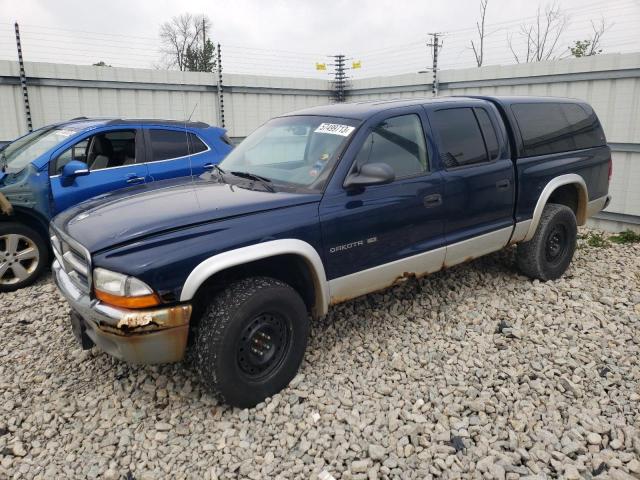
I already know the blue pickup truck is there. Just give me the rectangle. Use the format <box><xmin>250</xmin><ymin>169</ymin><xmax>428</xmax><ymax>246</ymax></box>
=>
<box><xmin>0</xmin><ymin>118</ymin><xmax>232</xmax><ymax>291</ymax></box>
<box><xmin>51</xmin><ymin>96</ymin><xmax>611</xmax><ymax>407</ymax></box>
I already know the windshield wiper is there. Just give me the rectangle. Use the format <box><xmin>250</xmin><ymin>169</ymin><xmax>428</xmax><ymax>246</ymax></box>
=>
<box><xmin>229</xmin><ymin>171</ymin><xmax>275</xmax><ymax>192</ymax></box>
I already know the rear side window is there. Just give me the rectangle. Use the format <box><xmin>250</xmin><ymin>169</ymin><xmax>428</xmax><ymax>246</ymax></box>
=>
<box><xmin>188</xmin><ymin>133</ymin><xmax>208</xmax><ymax>154</ymax></box>
<box><xmin>149</xmin><ymin>129</ymin><xmax>190</xmax><ymax>161</ymax></box>
<box><xmin>474</xmin><ymin>108</ymin><xmax>500</xmax><ymax>160</ymax></box>
<box><xmin>512</xmin><ymin>103</ymin><xmax>606</xmax><ymax>157</ymax></box>
<box><xmin>432</xmin><ymin>108</ymin><xmax>488</xmax><ymax>168</ymax></box>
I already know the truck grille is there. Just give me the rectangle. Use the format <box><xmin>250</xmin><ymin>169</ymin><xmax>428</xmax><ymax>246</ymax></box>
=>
<box><xmin>50</xmin><ymin>227</ymin><xmax>92</xmax><ymax>293</ymax></box>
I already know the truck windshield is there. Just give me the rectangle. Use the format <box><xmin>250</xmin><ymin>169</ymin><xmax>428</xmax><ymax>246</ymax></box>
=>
<box><xmin>1</xmin><ymin>127</ymin><xmax>79</xmax><ymax>172</ymax></box>
<box><xmin>219</xmin><ymin>115</ymin><xmax>360</xmax><ymax>192</ymax></box>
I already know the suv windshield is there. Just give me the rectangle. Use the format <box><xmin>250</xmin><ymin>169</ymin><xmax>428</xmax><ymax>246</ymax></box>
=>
<box><xmin>1</xmin><ymin>127</ymin><xmax>79</xmax><ymax>172</ymax></box>
<box><xmin>219</xmin><ymin>116</ymin><xmax>360</xmax><ymax>191</ymax></box>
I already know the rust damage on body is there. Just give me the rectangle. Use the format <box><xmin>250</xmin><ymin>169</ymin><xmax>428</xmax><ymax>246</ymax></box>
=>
<box><xmin>0</xmin><ymin>193</ymin><xmax>13</xmax><ymax>216</ymax></box>
<box><xmin>91</xmin><ymin>305</ymin><xmax>192</xmax><ymax>364</ymax></box>
<box><xmin>100</xmin><ymin>305</ymin><xmax>192</xmax><ymax>336</ymax></box>
<box><xmin>329</xmin><ymin>271</ymin><xmax>423</xmax><ymax>306</ymax></box>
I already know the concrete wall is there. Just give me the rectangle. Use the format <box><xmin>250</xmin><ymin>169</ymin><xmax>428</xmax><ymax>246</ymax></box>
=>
<box><xmin>1</xmin><ymin>53</ymin><xmax>639</xmax><ymax>230</ymax></box>
<box><xmin>0</xmin><ymin>60</ymin><xmax>330</xmax><ymax>141</ymax></box>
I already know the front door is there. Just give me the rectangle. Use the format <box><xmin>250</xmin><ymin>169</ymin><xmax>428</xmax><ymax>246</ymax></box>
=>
<box><xmin>50</xmin><ymin>129</ymin><xmax>148</xmax><ymax>214</ymax></box>
<box><xmin>319</xmin><ymin>110</ymin><xmax>446</xmax><ymax>302</ymax></box>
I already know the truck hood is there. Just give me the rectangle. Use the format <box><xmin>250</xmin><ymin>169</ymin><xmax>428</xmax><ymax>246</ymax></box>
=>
<box><xmin>53</xmin><ymin>177</ymin><xmax>321</xmax><ymax>253</ymax></box>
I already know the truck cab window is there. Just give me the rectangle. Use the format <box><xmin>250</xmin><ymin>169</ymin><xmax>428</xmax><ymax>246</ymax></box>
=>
<box><xmin>354</xmin><ymin>114</ymin><xmax>428</xmax><ymax>179</ymax></box>
<box><xmin>474</xmin><ymin>108</ymin><xmax>500</xmax><ymax>160</ymax></box>
<box><xmin>432</xmin><ymin>108</ymin><xmax>488</xmax><ymax>169</ymax></box>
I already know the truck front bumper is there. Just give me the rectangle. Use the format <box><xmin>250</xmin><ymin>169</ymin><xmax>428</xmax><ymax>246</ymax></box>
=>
<box><xmin>53</xmin><ymin>260</ymin><xmax>191</xmax><ymax>364</ymax></box>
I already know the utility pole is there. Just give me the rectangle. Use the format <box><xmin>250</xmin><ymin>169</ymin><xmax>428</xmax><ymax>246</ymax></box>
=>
<box><xmin>216</xmin><ymin>43</ymin><xmax>225</xmax><ymax>128</ymax></box>
<box><xmin>201</xmin><ymin>18</ymin><xmax>206</xmax><ymax>72</ymax></box>
<box><xmin>14</xmin><ymin>22</ymin><xmax>32</xmax><ymax>132</ymax></box>
<box><xmin>331</xmin><ymin>54</ymin><xmax>347</xmax><ymax>103</ymax></box>
<box><xmin>426</xmin><ymin>33</ymin><xmax>444</xmax><ymax>97</ymax></box>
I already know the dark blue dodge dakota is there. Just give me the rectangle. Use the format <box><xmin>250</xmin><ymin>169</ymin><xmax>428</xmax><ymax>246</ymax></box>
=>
<box><xmin>51</xmin><ymin>96</ymin><xmax>611</xmax><ymax>407</ymax></box>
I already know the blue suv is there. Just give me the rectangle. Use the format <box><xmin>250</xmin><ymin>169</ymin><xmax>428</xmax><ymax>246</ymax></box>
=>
<box><xmin>0</xmin><ymin>118</ymin><xmax>232</xmax><ymax>291</ymax></box>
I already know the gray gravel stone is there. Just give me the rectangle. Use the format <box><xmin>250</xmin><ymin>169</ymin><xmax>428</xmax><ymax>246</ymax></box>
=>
<box><xmin>0</xmin><ymin>229</ymin><xmax>638</xmax><ymax>479</ymax></box>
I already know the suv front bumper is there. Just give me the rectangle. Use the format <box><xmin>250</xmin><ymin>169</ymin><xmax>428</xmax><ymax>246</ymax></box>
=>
<box><xmin>53</xmin><ymin>260</ymin><xmax>191</xmax><ymax>364</ymax></box>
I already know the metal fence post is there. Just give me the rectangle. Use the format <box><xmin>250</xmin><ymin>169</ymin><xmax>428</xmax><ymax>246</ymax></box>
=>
<box><xmin>14</xmin><ymin>22</ymin><xmax>33</xmax><ymax>132</ymax></box>
<box><xmin>216</xmin><ymin>43</ymin><xmax>225</xmax><ymax>128</ymax></box>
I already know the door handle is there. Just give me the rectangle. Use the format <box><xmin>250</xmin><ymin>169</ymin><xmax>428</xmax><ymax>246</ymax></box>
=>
<box><xmin>423</xmin><ymin>193</ymin><xmax>442</xmax><ymax>208</ymax></box>
<box><xmin>496</xmin><ymin>179</ymin><xmax>511</xmax><ymax>191</ymax></box>
<box><xmin>203</xmin><ymin>163</ymin><xmax>215</xmax><ymax>170</ymax></box>
<box><xmin>126</xmin><ymin>175</ymin><xmax>145</xmax><ymax>184</ymax></box>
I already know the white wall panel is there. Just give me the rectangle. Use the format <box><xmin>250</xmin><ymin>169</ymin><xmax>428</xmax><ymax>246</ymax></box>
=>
<box><xmin>0</xmin><ymin>53</ymin><xmax>639</xmax><ymax>227</ymax></box>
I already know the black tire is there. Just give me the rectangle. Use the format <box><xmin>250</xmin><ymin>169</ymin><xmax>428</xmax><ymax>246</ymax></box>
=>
<box><xmin>0</xmin><ymin>222</ymin><xmax>49</xmax><ymax>293</ymax></box>
<box><xmin>188</xmin><ymin>276</ymin><xmax>309</xmax><ymax>408</ymax></box>
<box><xmin>516</xmin><ymin>203</ymin><xmax>577</xmax><ymax>281</ymax></box>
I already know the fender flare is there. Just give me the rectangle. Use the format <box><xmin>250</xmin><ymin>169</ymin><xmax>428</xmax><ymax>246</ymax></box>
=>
<box><xmin>179</xmin><ymin>239</ymin><xmax>330</xmax><ymax>317</ymax></box>
<box><xmin>523</xmin><ymin>174</ymin><xmax>588</xmax><ymax>242</ymax></box>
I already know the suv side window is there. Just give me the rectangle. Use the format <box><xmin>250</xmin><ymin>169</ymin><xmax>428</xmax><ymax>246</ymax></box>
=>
<box><xmin>353</xmin><ymin>114</ymin><xmax>428</xmax><ymax>179</ymax></box>
<box><xmin>52</xmin><ymin>129</ymin><xmax>136</xmax><ymax>174</ymax></box>
<box><xmin>432</xmin><ymin>108</ymin><xmax>488</xmax><ymax>169</ymax></box>
<box><xmin>149</xmin><ymin>129</ymin><xmax>190</xmax><ymax>161</ymax></box>
<box><xmin>188</xmin><ymin>133</ymin><xmax>208</xmax><ymax>154</ymax></box>
<box><xmin>52</xmin><ymin>138</ymin><xmax>90</xmax><ymax>174</ymax></box>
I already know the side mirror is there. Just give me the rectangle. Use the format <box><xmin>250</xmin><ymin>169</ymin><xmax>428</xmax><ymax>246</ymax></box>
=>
<box><xmin>60</xmin><ymin>160</ymin><xmax>90</xmax><ymax>186</ymax></box>
<box><xmin>344</xmin><ymin>162</ymin><xmax>395</xmax><ymax>189</ymax></box>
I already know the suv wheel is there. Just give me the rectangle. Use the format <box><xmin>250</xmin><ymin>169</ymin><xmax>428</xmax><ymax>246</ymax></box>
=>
<box><xmin>0</xmin><ymin>222</ymin><xmax>48</xmax><ymax>292</ymax></box>
<box><xmin>516</xmin><ymin>203</ymin><xmax>577</xmax><ymax>281</ymax></box>
<box><xmin>188</xmin><ymin>276</ymin><xmax>309</xmax><ymax>408</ymax></box>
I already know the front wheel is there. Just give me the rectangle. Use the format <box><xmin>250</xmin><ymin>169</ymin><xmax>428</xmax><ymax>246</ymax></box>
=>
<box><xmin>516</xmin><ymin>203</ymin><xmax>577</xmax><ymax>281</ymax></box>
<box><xmin>188</xmin><ymin>276</ymin><xmax>309</xmax><ymax>408</ymax></box>
<box><xmin>0</xmin><ymin>222</ymin><xmax>49</xmax><ymax>292</ymax></box>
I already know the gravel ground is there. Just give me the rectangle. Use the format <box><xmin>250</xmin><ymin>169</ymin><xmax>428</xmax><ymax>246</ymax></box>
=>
<box><xmin>1</xmin><ymin>229</ymin><xmax>639</xmax><ymax>480</ymax></box>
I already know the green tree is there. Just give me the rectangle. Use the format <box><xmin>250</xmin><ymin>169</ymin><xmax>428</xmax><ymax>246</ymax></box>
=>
<box><xmin>185</xmin><ymin>38</ymin><xmax>215</xmax><ymax>72</ymax></box>
<box><xmin>567</xmin><ymin>19</ymin><xmax>608</xmax><ymax>58</ymax></box>
<box><xmin>159</xmin><ymin>13</ymin><xmax>216</xmax><ymax>72</ymax></box>
<box><xmin>568</xmin><ymin>40</ymin><xmax>601</xmax><ymax>57</ymax></box>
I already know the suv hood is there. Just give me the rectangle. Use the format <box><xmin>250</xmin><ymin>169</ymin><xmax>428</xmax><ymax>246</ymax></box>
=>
<box><xmin>53</xmin><ymin>177</ymin><xmax>321</xmax><ymax>253</ymax></box>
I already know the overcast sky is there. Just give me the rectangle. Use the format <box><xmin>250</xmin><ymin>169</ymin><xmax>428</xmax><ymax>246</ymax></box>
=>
<box><xmin>1</xmin><ymin>0</ymin><xmax>638</xmax><ymax>77</ymax></box>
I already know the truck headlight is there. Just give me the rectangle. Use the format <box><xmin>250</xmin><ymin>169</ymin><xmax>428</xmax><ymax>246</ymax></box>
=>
<box><xmin>93</xmin><ymin>268</ymin><xmax>160</xmax><ymax>308</ymax></box>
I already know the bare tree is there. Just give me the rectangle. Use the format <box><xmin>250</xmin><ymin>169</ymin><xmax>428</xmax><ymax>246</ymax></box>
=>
<box><xmin>160</xmin><ymin>13</ymin><xmax>212</xmax><ymax>71</ymax></box>
<box><xmin>471</xmin><ymin>0</ymin><xmax>489</xmax><ymax>67</ymax></box>
<box><xmin>568</xmin><ymin>18</ymin><xmax>610</xmax><ymax>57</ymax></box>
<box><xmin>508</xmin><ymin>3</ymin><xmax>568</xmax><ymax>63</ymax></box>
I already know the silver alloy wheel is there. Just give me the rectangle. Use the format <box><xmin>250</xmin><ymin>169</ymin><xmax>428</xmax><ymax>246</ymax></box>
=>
<box><xmin>0</xmin><ymin>233</ymin><xmax>40</xmax><ymax>285</ymax></box>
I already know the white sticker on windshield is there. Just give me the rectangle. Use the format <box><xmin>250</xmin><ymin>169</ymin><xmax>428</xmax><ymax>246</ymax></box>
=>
<box><xmin>314</xmin><ymin>123</ymin><xmax>355</xmax><ymax>137</ymax></box>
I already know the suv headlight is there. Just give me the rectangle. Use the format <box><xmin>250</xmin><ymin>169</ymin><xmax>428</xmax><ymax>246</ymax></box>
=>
<box><xmin>93</xmin><ymin>268</ymin><xmax>160</xmax><ymax>308</ymax></box>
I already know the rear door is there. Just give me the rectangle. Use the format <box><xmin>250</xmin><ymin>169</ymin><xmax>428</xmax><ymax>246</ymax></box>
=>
<box><xmin>144</xmin><ymin>128</ymin><xmax>212</xmax><ymax>181</ymax></box>
<box><xmin>428</xmin><ymin>105</ymin><xmax>515</xmax><ymax>266</ymax></box>
<box><xmin>50</xmin><ymin>128</ymin><xmax>148</xmax><ymax>214</ymax></box>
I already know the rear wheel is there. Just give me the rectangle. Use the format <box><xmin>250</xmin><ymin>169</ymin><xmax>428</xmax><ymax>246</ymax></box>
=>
<box><xmin>0</xmin><ymin>222</ymin><xmax>48</xmax><ymax>292</ymax></box>
<box><xmin>188</xmin><ymin>276</ymin><xmax>309</xmax><ymax>408</ymax></box>
<box><xmin>516</xmin><ymin>203</ymin><xmax>577</xmax><ymax>281</ymax></box>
